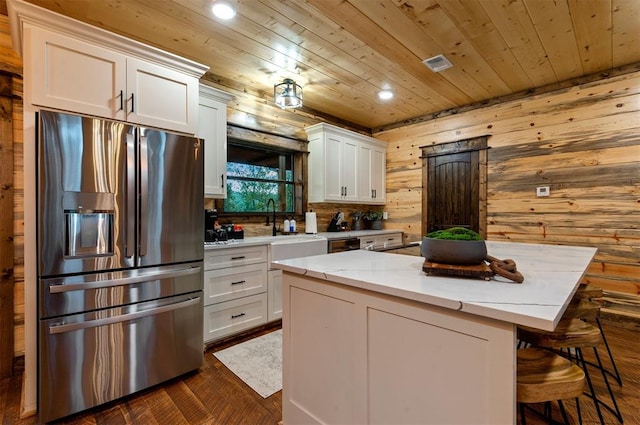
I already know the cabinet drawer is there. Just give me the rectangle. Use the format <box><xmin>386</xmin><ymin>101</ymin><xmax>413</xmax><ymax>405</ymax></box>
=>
<box><xmin>203</xmin><ymin>293</ymin><xmax>268</xmax><ymax>342</ymax></box>
<box><xmin>204</xmin><ymin>245</ymin><xmax>268</xmax><ymax>270</ymax></box>
<box><xmin>360</xmin><ymin>233</ymin><xmax>403</xmax><ymax>250</ymax></box>
<box><xmin>204</xmin><ymin>263</ymin><xmax>267</xmax><ymax>305</ymax></box>
<box><xmin>378</xmin><ymin>233</ymin><xmax>403</xmax><ymax>249</ymax></box>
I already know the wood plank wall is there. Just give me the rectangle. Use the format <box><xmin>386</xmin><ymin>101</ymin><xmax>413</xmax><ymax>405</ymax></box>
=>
<box><xmin>0</xmin><ymin>14</ymin><xmax>23</xmax><ymax>362</ymax></box>
<box><xmin>375</xmin><ymin>71</ymin><xmax>640</xmax><ymax>320</ymax></box>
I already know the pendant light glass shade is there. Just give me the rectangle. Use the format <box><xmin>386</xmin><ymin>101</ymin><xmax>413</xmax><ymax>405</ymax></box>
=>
<box><xmin>274</xmin><ymin>78</ymin><xmax>303</xmax><ymax>109</ymax></box>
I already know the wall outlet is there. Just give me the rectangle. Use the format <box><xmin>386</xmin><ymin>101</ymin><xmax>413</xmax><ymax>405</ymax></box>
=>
<box><xmin>536</xmin><ymin>186</ymin><xmax>550</xmax><ymax>197</ymax></box>
<box><xmin>382</xmin><ymin>211</ymin><xmax>389</xmax><ymax>220</ymax></box>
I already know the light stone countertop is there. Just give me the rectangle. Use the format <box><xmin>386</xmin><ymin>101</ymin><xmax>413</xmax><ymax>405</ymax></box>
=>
<box><xmin>271</xmin><ymin>241</ymin><xmax>597</xmax><ymax>331</ymax></box>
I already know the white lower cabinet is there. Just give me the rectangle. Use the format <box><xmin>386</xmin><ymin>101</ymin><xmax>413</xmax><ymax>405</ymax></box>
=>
<box><xmin>267</xmin><ymin>269</ymin><xmax>283</xmax><ymax>322</ymax></box>
<box><xmin>203</xmin><ymin>245</ymin><xmax>269</xmax><ymax>343</ymax></box>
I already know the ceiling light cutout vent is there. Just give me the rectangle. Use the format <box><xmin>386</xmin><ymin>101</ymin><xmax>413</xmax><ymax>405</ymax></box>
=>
<box><xmin>422</xmin><ymin>54</ymin><xmax>453</xmax><ymax>72</ymax></box>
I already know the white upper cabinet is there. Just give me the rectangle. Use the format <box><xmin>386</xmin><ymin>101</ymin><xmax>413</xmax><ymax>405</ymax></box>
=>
<box><xmin>125</xmin><ymin>57</ymin><xmax>199</xmax><ymax>132</ymax></box>
<box><xmin>11</xmin><ymin>0</ymin><xmax>208</xmax><ymax>134</ymax></box>
<box><xmin>198</xmin><ymin>84</ymin><xmax>233</xmax><ymax>198</ymax></box>
<box><xmin>306</xmin><ymin>123</ymin><xmax>387</xmax><ymax>205</ymax></box>
<box><xmin>28</xmin><ymin>27</ymin><xmax>127</xmax><ymax>120</ymax></box>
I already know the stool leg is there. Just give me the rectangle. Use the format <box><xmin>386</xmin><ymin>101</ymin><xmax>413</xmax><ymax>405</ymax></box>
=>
<box><xmin>558</xmin><ymin>400</ymin><xmax>570</xmax><ymax>424</ymax></box>
<box><xmin>596</xmin><ymin>317</ymin><xmax>623</xmax><ymax>386</ymax></box>
<box><xmin>519</xmin><ymin>403</ymin><xmax>527</xmax><ymax>425</ymax></box>
<box><xmin>575</xmin><ymin>348</ymin><xmax>606</xmax><ymax>425</ymax></box>
<box><xmin>592</xmin><ymin>345</ymin><xmax>623</xmax><ymax>423</ymax></box>
<box><xmin>575</xmin><ymin>396</ymin><xmax>583</xmax><ymax>425</ymax></box>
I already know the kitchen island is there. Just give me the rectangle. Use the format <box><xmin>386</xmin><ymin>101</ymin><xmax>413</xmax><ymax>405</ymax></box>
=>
<box><xmin>271</xmin><ymin>241</ymin><xmax>596</xmax><ymax>425</ymax></box>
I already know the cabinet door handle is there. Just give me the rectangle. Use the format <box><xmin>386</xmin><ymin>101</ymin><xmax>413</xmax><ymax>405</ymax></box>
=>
<box><xmin>131</xmin><ymin>92</ymin><xmax>135</xmax><ymax>113</ymax></box>
<box><xmin>231</xmin><ymin>256</ymin><xmax>246</xmax><ymax>260</ymax></box>
<box><xmin>231</xmin><ymin>280</ymin><xmax>246</xmax><ymax>285</ymax></box>
<box><xmin>231</xmin><ymin>313</ymin><xmax>246</xmax><ymax>319</ymax></box>
<box><xmin>119</xmin><ymin>90</ymin><xmax>124</xmax><ymax>111</ymax></box>
<box><xmin>221</xmin><ymin>174</ymin><xmax>225</xmax><ymax>188</ymax></box>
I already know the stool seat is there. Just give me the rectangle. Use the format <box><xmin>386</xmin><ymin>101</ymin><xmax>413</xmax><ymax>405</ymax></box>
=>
<box><xmin>574</xmin><ymin>283</ymin><xmax>604</xmax><ymax>299</ymax></box>
<box><xmin>518</xmin><ymin>318</ymin><xmax>601</xmax><ymax>349</ymax></box>
<box><xmin>562</xmin><ymin>299</ymin><xmax>601</xmax><ymax>321</ymax></box>
<box><xmin>517</xmin><ymin>348</ymin><xmax>585</xmax><ymax>404</ymax></box>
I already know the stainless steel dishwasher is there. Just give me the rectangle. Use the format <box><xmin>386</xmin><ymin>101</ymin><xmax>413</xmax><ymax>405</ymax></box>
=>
<box><xmin>327</xmin><ymin>237</ymin><xmax>361</xmax><ymax>253</ymax></box>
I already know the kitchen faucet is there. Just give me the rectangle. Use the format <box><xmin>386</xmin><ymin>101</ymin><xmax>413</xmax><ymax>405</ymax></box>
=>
<box><xmin>266</xmin><ymin>198</ymin><xmax>277</xmax><ymax>236</ymax></box>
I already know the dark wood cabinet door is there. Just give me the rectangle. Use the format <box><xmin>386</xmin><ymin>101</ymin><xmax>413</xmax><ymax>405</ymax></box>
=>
<box><xmin>426</xmin><ymin>150</ymin><xmax>480</xmax><ymax>233</ymax></box>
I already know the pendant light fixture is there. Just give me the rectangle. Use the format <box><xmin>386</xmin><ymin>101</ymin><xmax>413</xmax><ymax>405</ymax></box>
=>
<box><xmin>274</xmin><ymin>78</ymin><xmax>303</xmax><ymax>109</ymax></box>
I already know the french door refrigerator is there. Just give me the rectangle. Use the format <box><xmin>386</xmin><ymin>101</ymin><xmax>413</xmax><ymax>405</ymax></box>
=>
<box><xmin>37</xmin><ymin>110</ymin><xmax>204</xmax><ymax>423</ymax></box>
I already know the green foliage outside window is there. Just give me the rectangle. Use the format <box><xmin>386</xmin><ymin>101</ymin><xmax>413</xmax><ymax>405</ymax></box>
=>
<box><xmin>224</xmin><ymin>144</ymin><xmax>295</xmax><ymax>213</ymax></box>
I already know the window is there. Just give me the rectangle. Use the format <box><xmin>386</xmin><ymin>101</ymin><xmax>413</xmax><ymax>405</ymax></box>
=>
<box><xmin>224</xmin><ymin>142</ymin><xmax>298</xmax><ymax>214</ymax></box>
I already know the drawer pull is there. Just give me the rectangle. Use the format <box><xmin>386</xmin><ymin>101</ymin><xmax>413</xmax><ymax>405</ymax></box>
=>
<box><xmin>231</xmin><ymin>256</ymin><xmax>246</xmax><ymax>260</ymax></box>
<box><xmin>231</xmin><ymin>280</ymin><xmax>246</xmax><ymax>285</ymax></box>
<box><xmin>231</xmin><ymin>313</ymin><xmax>246</xmax><ymax>319</ymax></box>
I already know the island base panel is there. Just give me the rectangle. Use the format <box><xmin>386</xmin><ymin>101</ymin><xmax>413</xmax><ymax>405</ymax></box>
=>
<box><xmin>283</xmin><ymin>273</ymin><xmax>516</xmax><ymax>424</ymax></box>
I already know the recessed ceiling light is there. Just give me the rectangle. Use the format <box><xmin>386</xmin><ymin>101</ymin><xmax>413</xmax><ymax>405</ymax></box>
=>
<box><xmin>378</xmin><ymin>90</ymin><xmax>393</xmax><ymax>100</ymax></box>
<box><xmin>212</xmin><ymin>1</ymin><xmax>236</xmax><ymax>20</ymax></box>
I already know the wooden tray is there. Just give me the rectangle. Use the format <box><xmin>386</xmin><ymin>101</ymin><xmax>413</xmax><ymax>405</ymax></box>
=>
<box><xmin>422</xmin><ymin>260</ymin><xmax>493</xmax><ymax>281</ymax></box>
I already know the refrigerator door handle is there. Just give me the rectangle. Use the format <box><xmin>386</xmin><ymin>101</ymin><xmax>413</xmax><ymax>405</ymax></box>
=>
<box><xmin>48</xmin><ymin>265</ymin><xmax>202</xmax><ymax>293</ymax></box>
<box><xmin>139</xmin><ymin>132</ymin><xmax>148</xmax><ymax>257</ymax></box>
<box><xmin>48</xmin><ymin>296</ymin><xmax>200</xmax><ymax>335</ymax></box>
<box><xmin>125</xmin><ymin>131</ymin><xmax>136</xmax><ymax>258</ymax></box>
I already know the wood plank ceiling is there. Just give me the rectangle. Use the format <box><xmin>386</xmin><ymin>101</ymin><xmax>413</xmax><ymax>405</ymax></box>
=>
<box><xmin>10</xmin><ymin>0</ymin><xmax>640</xmax><ymax>130</ymax></box>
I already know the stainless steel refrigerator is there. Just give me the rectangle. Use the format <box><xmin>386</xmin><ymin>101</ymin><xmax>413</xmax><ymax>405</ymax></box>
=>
<box><xmin>36</xmin><ymin>110</ymin><xmax>204</xmax><ymax>423</ymax></box>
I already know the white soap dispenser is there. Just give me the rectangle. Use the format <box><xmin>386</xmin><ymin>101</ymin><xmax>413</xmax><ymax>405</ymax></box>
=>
<box><xmin>283</xmin><ymin>217</ymin><xmax>290</xmax><ymax>234</ymax></box>
<box><xmin>290</xmin><ymin>217</ymin><xmax>296</xmax><ymax>232</ymax></box>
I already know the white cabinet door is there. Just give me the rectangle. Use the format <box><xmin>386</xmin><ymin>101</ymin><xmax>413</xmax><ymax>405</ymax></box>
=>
<box><xmin>357</xmin><ymin>143</ymin><xmax>373</xmax><ymax>201</ymax></box>
<box><xmin>126</xmin><ymin>57</ymin><xmax>198</xmax><ymax>134</ymax></box>
<box><xmin>27</xmin><ymin>26</ymin><xmax>127</xmax><ymax>120</ymax></box>
<box><xmin>323</xmin><ymin>134</ymin><xmax>343</xmax><ymax>201</ymax></box>
<box><xmin>198</xmin><ymin>85</ymin><xmax>232</xmax><ymax>198</ymax></box>
<box><xmin>321</xmin><ymin>134</ymin><xmax>358</xmax><ymax>202</ymax></box>
<box><xmin>357</xmin><ymin>143</ymin><xmax>385</xmax><ymax>204</ymax></box>
<box><xmin>341</xmin><ymin>138</ymin><xmax>358</xmax><ymax>202</ymax></box>
<box><xmin>370</xmin><ymin>146</ymin><xmax>386</xmax><ymax>203</ymax></box>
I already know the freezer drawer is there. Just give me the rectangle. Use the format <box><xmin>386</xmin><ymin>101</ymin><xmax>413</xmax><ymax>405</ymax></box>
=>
<box><xmin>40</xmin><ymin>262</ymin><xmax>203</xmax><ymax>318</ymax></box>
<box><xmin>39</xmin><ymin>292</ymin><xmax>204</xmax><ymax>423</ymax></box>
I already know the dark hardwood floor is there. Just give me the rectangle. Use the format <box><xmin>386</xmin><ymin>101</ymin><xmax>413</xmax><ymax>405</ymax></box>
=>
<box><xmin>1</xmin><ymin>319</ymin><xmax>638</xmax><ymax>425</ymax></box>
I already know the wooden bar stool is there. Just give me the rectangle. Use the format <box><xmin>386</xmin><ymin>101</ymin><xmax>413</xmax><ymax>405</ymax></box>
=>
<box><xmin>517</xmin><ymin>348</ymin><xmax>585</xmax><ymax>425</ymax></box>
<box><xmin>518</xmin><ymin>318</ymin><xmax>623</xmax><ymax>424</ymax></box>
<box><xmin>570</xmin><ymin>283</ymin><xmax>623</xmax><ymax>386</ymax></box>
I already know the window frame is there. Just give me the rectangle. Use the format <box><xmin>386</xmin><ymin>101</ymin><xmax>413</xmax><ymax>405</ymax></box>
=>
<box><xmin>213</xmin><ymin>135</ymin><xmax>307</xmax><ymax>222</ymax></box>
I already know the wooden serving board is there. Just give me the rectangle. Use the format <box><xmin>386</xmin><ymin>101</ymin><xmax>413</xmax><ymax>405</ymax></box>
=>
<box><xmin>422</xmin><ymin>260</ymin><xmax>493</xmax><ymax>281</ymax></box>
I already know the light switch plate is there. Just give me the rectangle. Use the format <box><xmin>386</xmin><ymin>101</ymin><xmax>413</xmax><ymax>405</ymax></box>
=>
<box><xmin>536</xmin><ymin>186</ymin><xmax>550</xmax><ymax>197</ymax></box>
